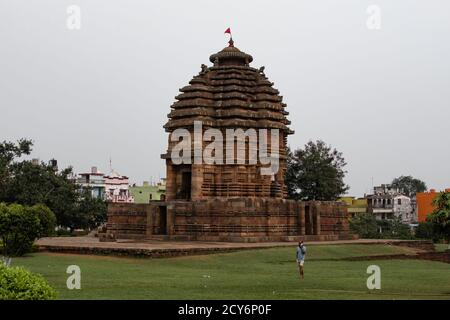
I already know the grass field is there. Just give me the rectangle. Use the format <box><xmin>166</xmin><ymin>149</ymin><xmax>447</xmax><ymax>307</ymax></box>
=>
<box><xmin>11</xmin><ymin>244</ymin><xmax>450</xmax><ymax>300</ymax></box>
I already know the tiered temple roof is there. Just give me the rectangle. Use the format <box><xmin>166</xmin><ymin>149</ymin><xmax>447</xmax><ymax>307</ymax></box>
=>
<box><xmin>164</xmin><ymin>42</ymin><xmax>293</xmax><ymax>134</ymax></box>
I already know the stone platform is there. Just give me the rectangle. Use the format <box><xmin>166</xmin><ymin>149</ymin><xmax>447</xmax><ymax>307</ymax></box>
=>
<box><xmin>35</xmin><ymin>237</ymin><xmax>435</xmax><ymax>258</ymax></box>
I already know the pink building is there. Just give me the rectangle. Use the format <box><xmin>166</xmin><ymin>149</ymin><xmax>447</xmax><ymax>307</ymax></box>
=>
<box><xmin>104</xmin><ymin>170</ymin><xmax>134</xmax><ymax>203</ymax></box>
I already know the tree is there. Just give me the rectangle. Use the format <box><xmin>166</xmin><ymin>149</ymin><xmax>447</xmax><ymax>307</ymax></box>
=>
<box><xmin>285</xmin><ymin>140</ymin><xmax>349</xmax><ymax>201</ymax></box>
<box><xmin>63</xmin><ymin>188</ymin><xmax>107</xmax><ymax>232</ymax></box>
<box><xmin>384</xmin><ymin>217</ymin><xmax>412</xmax><ymax>239</ymax></box>
<box><xmin>0</xmin><ymin>203</ymin><xmax>41</xmax><ymax>257</ymax></box>
<box><xmin>350</xmin><ymin>214</ymin><xmax>413</xmax><ymax>239</ymax></box>
<box><xmin>391</xmin><ymin>175</ymin><xmax>427</xmax><ymax>197</ymax></box>
<box><xmin>27</xmin><ymin>204</ymin><xmax>57</xmax><ymax>237</ymax></box>
<box><xmin>415</xmin><ymin>221</ymin><xmax>440</xmax><ymax>242</ymax></box>
<box><xmin>0</xmin><ymin>139</ymin><xmax>33</xmax><ymax>200</ymax></box>
<box><xmin>0</xmin><ymin>139</ymin><xmax>107</xmax><ymax>231</ymax></box>
<box><xmin>349</xmin><ymin>213</ymin><xmax>379</xmax><ymax>239</ymax></box>
<box><xmin>427</xmin><ymin>191</ymin><xmax>450</xmax><ymax>248</ymax></box>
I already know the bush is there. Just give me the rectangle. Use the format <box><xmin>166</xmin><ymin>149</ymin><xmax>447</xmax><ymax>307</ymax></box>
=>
<box><xmin>350</xmin><ymin>213</ymin><xmax>413</xmax><ymax>239</ymax></box>
<box><xmin>28</xmin><ymin>204</ymin><xmax>56</xmax><ymax>237</ymax></box>
<box><xmin>350</xmin><ymin>213</ymin><xmax>380</xmax><ymax>238</ymax></box>
<box><xmin>381</xmin><ymin>217</ymin><xmax>413</xmax><ymax>240</ymax></box>
<box><xmin>0</xmin><ymin>264</ymin><xmax>57</xmax><ymax>300</ymax></box>
<box><xmin>0</xmin><ymin>203</ymin><xmax>40</xmax><ymax>257</ymax></box>
<box><xmin>415</xmin><ymin>221</ymin><xmax>440</xmax><ymax>241</ymax></box>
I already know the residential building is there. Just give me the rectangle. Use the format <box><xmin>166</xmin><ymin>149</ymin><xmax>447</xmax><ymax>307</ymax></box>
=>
<box><xmin>129</xmin><ymin>179</ymin><xmax>166</xmax><ymax>204</ymax></box>
<box><xmin>366</xmin><ymin>184</ymin><xmax>413</xmax><ymax>223</ymax></box>
<box><xmin>339</xmin><ymin>197</ymin><xmax>367</xmax><ymax>217</ymax></box>
<box><xmin>76</xmin><ymin>167</ymin><xmax>105</xmax><ymax>199</ymax></box>
<box><xmin>416</xmin><ymin>188</ymin><xmax>450</xmax><ymax>222</ymax></box>
<box><xmin>104</xmin><ymin>170</ymin><xmax>134</xmax><ymax>203</ymax></box>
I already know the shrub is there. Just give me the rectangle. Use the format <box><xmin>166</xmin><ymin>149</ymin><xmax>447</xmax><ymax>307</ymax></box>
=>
<box><xmin>350</xmin><ymin>214</ymin><xmax>413</xmax><ymax>239</ymax></box>
<box><xmin>28</xmin><ymin>204</ymin><xmax>56</xmax><ymax>237</ymax></box>
<box><xmin>415</xmin><ymin>221</ymin><xmax>440</xmax><ymax>241</ymax></box>
<box><xmin>349</xmin><ymin>213</ymin><xmax>380</xmax><ymax>238</ymax></box>
<box><xmin>0</xmin><ymin>203</ymin><xmax>40</xmax><ymax>257</ymax></box>
<box><xmin>381</xmin><ymin>217</ymin><xmax>413</xmax><ymax>240</ymax></box>
<box><xmin>0</xmin><ymin>264</ymin><xmax>57</xmax><ymax>300</ymax></box>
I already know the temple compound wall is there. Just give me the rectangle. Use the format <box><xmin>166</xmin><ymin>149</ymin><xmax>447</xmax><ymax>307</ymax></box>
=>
<box><xmin>104</xmin><ymin>199</ymin><xmax>350</xmax><ymax>242</ymax></box>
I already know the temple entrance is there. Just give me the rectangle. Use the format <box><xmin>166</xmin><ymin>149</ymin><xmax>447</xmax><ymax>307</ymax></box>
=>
<box><xmin>179</xmin><ymin>171</ymin><xmax>191</xmax><ymax>200</ymax></box>
<box><xmin>305</xmin><ymin>205</ymin><xmax>313</xmax><ymax>235</ymax></box>
<box><xmin>158</xmin><ymin>206</ymin><xmax>167</xmax><ymax>235</ymax></box>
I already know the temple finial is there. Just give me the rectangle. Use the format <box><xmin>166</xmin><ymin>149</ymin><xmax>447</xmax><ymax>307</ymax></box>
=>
<box><xmin>224</xmin><ymin>27</ymin><xmax>233</xmax><ymax>47</ymax></box>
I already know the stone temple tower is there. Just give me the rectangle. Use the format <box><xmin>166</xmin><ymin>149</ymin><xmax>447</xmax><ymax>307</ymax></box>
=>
<box><xmin>163</xmin><ymin>40</ymin><xmax>293</xmax><ymax>201</ymax></box>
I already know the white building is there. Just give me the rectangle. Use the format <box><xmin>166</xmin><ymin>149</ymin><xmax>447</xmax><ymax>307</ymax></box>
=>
<box><xmin>367</xmin><ymin>184</ymin><xmax>414</xmax><ymax>223</ymax></box>
<box><xmin>104</xmin><ymin>170</ymin><xmax>134</xmax><ymax>203</ymax></box>
<box><xmin>393</xmin><ymin>195</ymin><xmax>413</xmax><ymax>223</ymax></box>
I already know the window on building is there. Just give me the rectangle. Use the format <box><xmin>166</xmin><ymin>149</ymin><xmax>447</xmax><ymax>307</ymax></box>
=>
<box><xmin>398</xmin><ymin>199</ymin><xmax>401</xmax><ymax>205</ymax></box>
<box><xmin>149</xmin><ymin>194</ymin><xmax>153</xmax><ymax>201</ymax></box>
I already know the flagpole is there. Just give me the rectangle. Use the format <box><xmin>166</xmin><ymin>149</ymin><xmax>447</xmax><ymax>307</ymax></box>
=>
<box><xmin>225</xmin><ymin>27</ymin><xmax>233</xmax><ymax>47</ymax></box>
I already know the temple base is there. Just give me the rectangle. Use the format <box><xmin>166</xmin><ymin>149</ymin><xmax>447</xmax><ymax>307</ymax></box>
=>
<box><xmin>102</xmin><ymin>198</ymin><xmax>352</xmax><ymax>242</ymax></box>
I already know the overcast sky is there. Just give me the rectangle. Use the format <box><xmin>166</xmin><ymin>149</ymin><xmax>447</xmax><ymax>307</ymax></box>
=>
<box><xmin>1</xmin><ymin>0</ymin><xmax>449</xmax><ymax>196</ymax></box>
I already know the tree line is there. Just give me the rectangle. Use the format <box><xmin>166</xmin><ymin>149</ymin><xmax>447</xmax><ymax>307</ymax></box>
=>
<box><xmin>0</xmin><ymin>139</ymin><xmax>106</xmax><ymax>232</ymax></box>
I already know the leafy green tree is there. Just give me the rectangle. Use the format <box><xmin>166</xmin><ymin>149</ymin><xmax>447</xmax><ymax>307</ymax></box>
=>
<box><xmin>383</xmin><ymin>217</ymin><xmax>412</xmax><ymax>239</ymax></box>
<box><xmin>0</xmin><ymin>203</ymin><xmax>40</xmax><ymax>257</ymax></box>
<box><xmin>415</xmin><ymin>221</ymin><xmax>440</xmax><ymax>242</ymax></box>
<box><xmin>63</xmin><ymin>188</ymin><xmax>107</xmax><ymax>232</ymax></box>
<box><xmin>427</xmin><ymin>191</ymin><xmax>450</xmax><ymax>248</ymax></box>
<box><xmin>0</xmin><ymin>139</ymin><xmax>107</xmax><ymax>231</ymax></box>
<box><xmin>0</xmin><ymin>139</ymin><xmax>33</xmax><ymax>200</ymax></box>
<box><xmin>27</xmin><ymin>204</ymin><xmax>57</xmax><ymax>237</ymax></box>
<box><xmin>285</xmin><ymin>140</ymin><xmax>349</xmax><ymax>201</ymax></box>
<box><xmin>391</xmin><ymin>175</ymin><xmax>427</xmax><ymax>197</ymax></box>
<box><xmin>349</xmin><ymin>213</ymin><xmax>380</xmax><ymax>238</ymax></box>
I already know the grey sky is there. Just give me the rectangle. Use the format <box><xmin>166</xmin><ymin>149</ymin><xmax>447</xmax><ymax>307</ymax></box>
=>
<box><xmin>1</xmin><ymin>0</ymin><xmax>449</xmax><ymax>196</ymax></box>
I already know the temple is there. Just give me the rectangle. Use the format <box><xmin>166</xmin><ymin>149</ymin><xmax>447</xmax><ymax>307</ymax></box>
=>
<box><xmin>101</xmin><ymin>40</ymin><xmax>351</xmax><ymax>242</ymax></box>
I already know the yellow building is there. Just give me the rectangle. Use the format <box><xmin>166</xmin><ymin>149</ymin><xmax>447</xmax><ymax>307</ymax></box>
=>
<box><xmin>339</xmin><ymin>197</ymin><xmax>368</xmax><ymax>217</ymax></box>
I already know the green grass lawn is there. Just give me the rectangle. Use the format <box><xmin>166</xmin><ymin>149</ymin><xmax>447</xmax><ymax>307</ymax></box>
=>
<box><xmin>435</xmin><ymin>243</ymin><xmax>450</xmax><ymax>252</ymax></box>
<box><xmin>11</xmin><ymin>244</ymin><xmax>450</xmax><ymax>300</ymax></box>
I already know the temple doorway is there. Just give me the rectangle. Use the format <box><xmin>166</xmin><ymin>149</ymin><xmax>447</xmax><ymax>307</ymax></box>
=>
<box><xmin>180</xmin><ymin>171</ymin><xmax>192</xmax><ymax>200</ymax></box>
<box><xmin>305</xmin><ymin>205</ymin><xmax>313</xmax><ymax>235</ymax></box>
<box><xmin>158</xmin><ymin>206</ymin><xmax>167</xmax><ymax>235</ymax></box>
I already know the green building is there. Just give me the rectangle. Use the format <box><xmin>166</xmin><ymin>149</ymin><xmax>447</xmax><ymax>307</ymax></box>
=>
<box><xmin>129</xmin><ymin>180</ymin><xmax>166</xmax><ymax>203</ymax></box>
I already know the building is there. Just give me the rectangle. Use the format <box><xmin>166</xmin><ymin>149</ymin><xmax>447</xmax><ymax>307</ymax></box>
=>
<box><xmin>416</xmin><ymin>188</ymin><xmax>450</xmax><ymax>222</ymax></box>
<box><xmin>104</xmin><ymin>170</ymin><xmax>134</xmax><ymax>203</ymax></box>
<box><xmin>366</xmin><ymin>184</ymin><xmax>413</xmax><ymax>223</ymax></box>
<box><xmin>130</xmin><ymin>179</ymin><xmax>166</xmax><ymax>203</ymax></box>
<box><xmin>102</xmin><ymin>39</ymin><xmax>350</xmax><ymax>242</ymax></box>
<box><xmin>339</xmin><ymin>197</ymin><xmax>368</xmax><ymax>217</ymax></box>
<box><xmin>393</xmin><ymin>195</ymin><xmax>414</xmax><ymax>223</ymax></box>
<box><xmin>76</xmin><ymin>167</ymin><xmax>105</xmax><ymax>199</ymax></box>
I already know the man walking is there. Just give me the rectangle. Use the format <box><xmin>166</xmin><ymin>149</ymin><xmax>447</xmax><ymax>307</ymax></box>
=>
<box><xmin>296</xmin><ymin>241</ymin><xmax>306</xmax><ymax>279</ymax></box>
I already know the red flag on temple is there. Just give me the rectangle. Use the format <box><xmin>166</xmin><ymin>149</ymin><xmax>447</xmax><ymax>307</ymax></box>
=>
<box><xmin>224</xmin><ymin>27</ymin><xmax>231</xmax><ymax>34</ymax></box>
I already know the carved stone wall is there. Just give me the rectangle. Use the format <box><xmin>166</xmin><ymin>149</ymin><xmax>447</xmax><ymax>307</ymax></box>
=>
<box><xmin>106</xmin><ymin>199</ymin><xmax>350</xmax><ymax>242</ymax></box>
